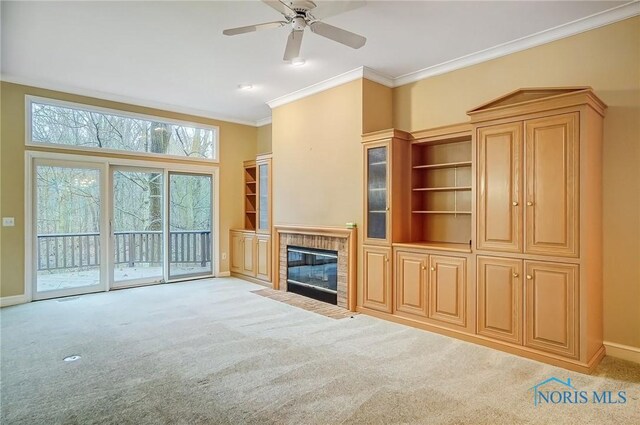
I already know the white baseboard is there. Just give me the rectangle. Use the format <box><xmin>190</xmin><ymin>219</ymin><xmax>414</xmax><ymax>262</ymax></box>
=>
<box><xmin>604</xmin><ymin>341</ymin><xmax>640</xmax><ymax>364</ymax></box>
<box><xmin>217</xmin><ymin>271</ymin><xmax>231</xmax><ymax>277</ymax></box>
<box><xmin>0</xmin><ymin>294</ymin><xmax>28</xmax><ymax>307</ymax></box>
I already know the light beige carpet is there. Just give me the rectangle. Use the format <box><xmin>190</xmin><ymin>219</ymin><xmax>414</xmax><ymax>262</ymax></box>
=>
<box><xmin>1</xmin><ymin>278</ymin><xmax>639</xmax><ymax>424</ymax></box>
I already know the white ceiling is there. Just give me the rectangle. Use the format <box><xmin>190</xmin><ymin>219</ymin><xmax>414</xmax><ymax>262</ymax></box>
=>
<box><xmin>1</xmin><ymin>1</ymin><xmax>631</xmax><ymax>125</ymax></box>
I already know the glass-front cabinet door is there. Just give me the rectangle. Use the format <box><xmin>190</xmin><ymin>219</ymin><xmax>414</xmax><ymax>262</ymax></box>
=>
<box><xmin>365</xmin><ymin>143</ymin><xmax>389</xmax><ymax>244</ymax></box>
<box><xmin>256</xmin><ymin>156</ymin><xmax>271</xmax><ymax>233</ymax></box>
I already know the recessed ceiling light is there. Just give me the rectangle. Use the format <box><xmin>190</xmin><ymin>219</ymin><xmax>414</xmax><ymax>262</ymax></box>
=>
<box><xmin>291</xmin><ymin>58</ymin><xmax>306</xmax><ymax>67</ymax></box>
<box><xmin>238</xmin><ymin>83</ymin><xmax>253</xmax><ymax>90</ymax></box>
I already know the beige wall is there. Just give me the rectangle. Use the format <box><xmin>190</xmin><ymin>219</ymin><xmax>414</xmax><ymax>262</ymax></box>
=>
<box><xmin>257</xmin><ymin>124</ymin><xmax>272</xmax><ymax>154</ymax></box>
<box><xmin>393</xmin><ymin>17</ymin><xmax>640</xmax><ymax>348</ymax></box>
<box><xmin>272</xmin><ymin>80</ymin><xmax>363</xmax><ymax>228</ymax></box>
<box><xmin>363</xmin><ymin>79</ymin><xmax>393</xmax><ymax>133</ymax></box>
<box><xmin>0</xmin><ymin>82</ymin><xmax>257</xmax><ymax>297</ymax></box>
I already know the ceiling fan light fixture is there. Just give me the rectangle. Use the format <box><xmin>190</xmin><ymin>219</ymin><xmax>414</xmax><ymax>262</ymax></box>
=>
<box><xmin>291</xmin><ymin>57</ymin><xmax>306</xmax><ymax>67</ymax></box>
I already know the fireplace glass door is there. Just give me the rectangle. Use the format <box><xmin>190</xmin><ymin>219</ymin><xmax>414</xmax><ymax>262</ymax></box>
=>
<box><xmin>287</xmin><ymin>246</ymin><xmax>338</xmax><ymax>304</ymax></box>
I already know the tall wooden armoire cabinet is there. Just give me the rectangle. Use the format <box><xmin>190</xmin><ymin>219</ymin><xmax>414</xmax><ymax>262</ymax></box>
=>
<box><xmin>230</xmin><ymin>153</ymin><xmax>273</xmax><ymax>284</ymax></box>
<box><xmin>469</xmin><ymin>88</ymin><xmax>606</xmax><ymax>369</ymax></box>
<box><xmin>358</xmin><ymin>88</ymin><xmax>606</xmax><ymax>373</ymax></box>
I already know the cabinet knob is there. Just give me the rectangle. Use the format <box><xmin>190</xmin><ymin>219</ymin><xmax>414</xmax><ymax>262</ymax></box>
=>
<box><xmin>513</xmin><ymin>272</ymin><xmax>519</xmax><ymax>278</ymax></box>
<box><xmin>526</xmin><ymin>201</ymin><xmax>533</xmax><ymax>206</ymax></box>
<box><xmin>385</xmin><ymin>256</ymin><xmax>389</xmax><ymax>262</ymax></box>
<box><xmin>421</xmin><ymin>265</ymin><xmax>426</xmax><ymax>270</ymax></box>
<box><xmin>430</xmin><ymin>266</ymin><xmax>436</xmax><ymax>271</ymax></box>
<box><xmin>512</xmin><ymin>201</ymin><xmax>518</xmax><ymax>206</ymax></box>
<box><xmin>526</xmin><ymin>275</ymin><xmax>533</xmax><ymax>280</ymax></box>
<box><xmin>385</xmin><ymin>207</ymin><xmax>390</xmax><ymax>211</ymax></box>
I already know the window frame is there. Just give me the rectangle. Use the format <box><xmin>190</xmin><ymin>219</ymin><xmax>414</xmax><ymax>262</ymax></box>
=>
<box><xmin>25</xmin><ymin>95</ymin><xmax>220</xmax><ymax>163</ymax></box>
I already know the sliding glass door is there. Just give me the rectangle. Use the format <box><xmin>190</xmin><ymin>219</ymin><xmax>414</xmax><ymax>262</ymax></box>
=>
<box><xmin>111</xmin><ymin>167</ymin><xmax>165</xmax><ymax>288</ymax></box>
<box><xmin>33</xmin><ymin>160</ymin><xmax>105</xmax><ymax>299</ymax></box>
<box><xmin>31</xmin><ymin>156</ymin><xmax>216</xmax><ymax>299</ymax></box>
<box><xmin>168</xmin><ymin>173</ymin><xmax>213</xmax><ymax>279</ymax></box>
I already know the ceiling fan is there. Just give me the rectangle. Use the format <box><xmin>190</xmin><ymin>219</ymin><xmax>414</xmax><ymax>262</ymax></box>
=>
<box><xmin>223</xmin><ymin>1</ymin><xmax>367</xmax><ymax>61</ymax></box>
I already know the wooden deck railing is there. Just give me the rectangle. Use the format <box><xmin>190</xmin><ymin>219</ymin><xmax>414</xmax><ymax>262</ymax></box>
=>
<box><xmin>37</xmin><ymin>231</ymin><xmax>211</xmax><ymax>271</ymax></box>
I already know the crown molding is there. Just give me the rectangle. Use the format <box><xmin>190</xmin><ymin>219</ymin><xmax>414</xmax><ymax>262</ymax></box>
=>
<box><xmin>0</xmin><ymin>74</ymin><xmax>261</xmax><ymax>127</ymax></box>
<box><xmin>393</xmin><ymin>1</ymin><xmax>640</xmax><ymax>86</ymax></box>
<box><xmin>256</xmin><ymin>116</ymin><xmax>272</xmax><ymax>127</ymax></box>
<box><xmin>266</xmin><ymin>66</ymin><xmax>394</xmax><ymax>109</ymax></box>
<box><xmin>267</xmin><ymin>67</ymin><xmax>364</xmax><ymax>109</ymax></box>
<box><xmin>362</xmin><ymin>66</ymin><xmax>394</xmax><ymax>88</ymax></box>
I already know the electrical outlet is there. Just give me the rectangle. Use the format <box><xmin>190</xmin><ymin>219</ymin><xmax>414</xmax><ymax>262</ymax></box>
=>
<box><xmin>221</xmin><ymin>252</ymin><xmax>227</xmax><ymax>260</ymax></box>
<box><xmin>2</xmin><ymin>217</ymin><xmax>15</xmax><ymax>227</ymax></box>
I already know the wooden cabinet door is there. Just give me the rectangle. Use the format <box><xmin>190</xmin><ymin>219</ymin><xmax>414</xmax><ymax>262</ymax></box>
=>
<box><xmin>477</xmin><ymin>256</ymin><xmax>523</xmax><ymax>344</ymax></box>
<box><xmin>477</xmin><ymin>122</ymin><xmax>523</xmax><ymax>253</ymax></box>
<box><xmin>256</xmin><ymin>157</ymin><xmax>272</xmax><ymax>234</ymax></box>
<box><xmin>525</xmin><ymin>113</ymin><xmax>579</xmax><ymax>257</ymax></box>
<box><xmin>230</xmin><ymin>231</ymin><xmax>244</xmax><ymax>274</ymax></box>
<box><xmin>363</xmin><ymin>246</ymin><xmax>392</xmax><ymax>312</ymax></box>
<box><xmin>242</xmin><ymin>234</ymin><xmax>256</xmax><ymax>277</ymax></box>
<box><xmin>364</xmin><ymin>142</ymin><xmax>390</xmax><ymax>245</ymax></box>
<box><xmin>256</xmin><ymin>235</ymin><xmax>271</xmax><ymax>282</ymax></box>
<box><xmin>428</xmin><ymin>255</ymin><xmax>466</xmax><ymax>326</ymax></box>
<box><xmin>524</xmin><ymin>261</ymin><xmax>578</xmax><ymax>358</ymax></box>
<box><xmin>395</xmin><ymin>250</ymin><xmax>428</xmax><ymax>317</ymax></box>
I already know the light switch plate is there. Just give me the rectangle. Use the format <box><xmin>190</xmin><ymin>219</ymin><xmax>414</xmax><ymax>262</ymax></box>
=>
<box><xmin>2</xmin><ymin>217</ymin><xmax>15</xmax><ymax>227</ymax></box>
<box><xmin>221</xmin><ymin>252</ymin><xmax>227</xmax><ymax>260</ymax></box>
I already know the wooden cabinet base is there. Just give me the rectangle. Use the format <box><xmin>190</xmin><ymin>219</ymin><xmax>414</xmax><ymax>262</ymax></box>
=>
<box><xmin>230</xmin><ymin>272</ymin><xmax>273</xmax><ymax>287</ymax></box>
<box><xmin>356</xmin><ymin>305</ymin><xmax>605</xmax><ymax>374</ymax></box>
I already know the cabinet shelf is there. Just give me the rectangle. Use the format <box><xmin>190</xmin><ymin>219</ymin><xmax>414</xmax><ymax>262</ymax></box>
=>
<box><xmin>412</xmin><ymin>210</ymin><xmax>471</xmax><ymax>214</ymax></box>
<box><xmin>369</xmin><ymin>161</ymin><xmax>387</xmax><ymax>166</ymax></box>
<box><xmin>413</xmin><ymin>186</ymin><xmax>471</xmax><ymax>192</ymax></box>
<box><xmin>246</xmin><ymin>210</ymin><xmax>256</xmax><ymax>214</ymax></box>
<box><xmin>393</xmin><ymin>241</ymin><xmax>472</xmax><ymax>253</ymax></box>
<box><xmin>368</xmin><ymin>187</ymin><xmax>387</xmax><ymax>191</ymax></box>
<box><xmin>413</xmin><ymin>161</ymin><xmax>472</xmax><ymax>170</ymax></box>
<box><xmin>369</xmin><ymin>210</ymin><xmax>388</xmax><ymax>214</ymax></box>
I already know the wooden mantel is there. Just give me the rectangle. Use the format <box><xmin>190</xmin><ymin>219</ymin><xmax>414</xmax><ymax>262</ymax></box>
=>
<box><xmin>273</xmin><ymin>224</ymin><xmax>357</xmax><ymax>312</ymax></box>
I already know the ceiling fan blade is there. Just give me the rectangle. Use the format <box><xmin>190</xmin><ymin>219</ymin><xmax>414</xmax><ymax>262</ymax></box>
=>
<box><xmin>283</xmin><ymin>29</ymin><xmax>304</xmax><ymax>61</ymax></box>
<box><xmin>310</xmin><ymin>21</ymin><xmax>366</xmax><ymax>49</ymax></box>
<box><xmin>223</xmin><ymin>21</ymin><xmax>286</xmax><ymax>36</ymax></box>
<box><xmin>309</xmin><ymin>1</ymin><xmax>367</xmax><ymax>20</ymax></box>
<box><xmin>262</xmin><ymin>0</ymin><xmax>295</xmax><ymax>16</ymax></box>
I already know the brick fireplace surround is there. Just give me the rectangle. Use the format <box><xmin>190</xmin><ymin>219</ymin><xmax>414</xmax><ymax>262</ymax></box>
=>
<box><xmin>273</xmin><ymin>225</ymin><xmax>357</xmax><ymax>311</ymax></box>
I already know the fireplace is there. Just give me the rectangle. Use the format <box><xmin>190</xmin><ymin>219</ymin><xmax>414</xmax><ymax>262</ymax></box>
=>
<box><xmin>287</xmin><ymin>246</ymin><xmax>338</xmax><ymax>305</ymax></box>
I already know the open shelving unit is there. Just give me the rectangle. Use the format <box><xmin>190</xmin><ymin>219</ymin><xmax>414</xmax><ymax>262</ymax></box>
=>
<box><xmin>410</xmin><ymin>133</ymin><xmax>472</xmax><ymax>248</ymax></box>
<box><xmin>244</xmin><ymin>161</ymin><xmax>257</xmax><ymax>230</ymax></box>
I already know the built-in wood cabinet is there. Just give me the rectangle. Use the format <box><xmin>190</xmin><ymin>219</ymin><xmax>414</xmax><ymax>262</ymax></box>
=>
<box><xmin>256</xmin><ymin>234</ymin><xmax>271</xmax><ymax>281</ymax></box>
<box><xmin>231</xmin><ymin>153</ymin><xmax>273</xmax><ymax>284</ymax></box>
<box><xmin>477</xmin><ymin>113</ymin><xmax>579</xmax><ymax>258</ymax></box>
<box><xmin>428</xmin><ymin>255</ymin><xmax>467</xmax><ymax>326</ymax></box>
<box><xmin>477</xmin><ymin>256</ymin><xmax>523</xmax><ymax>344</ymax></box>
<box><xmin>524</xmin><ymin>261</ymin><xmax>579</xmax><ymax>358</ymax></box>
<box><xmin>230</xmin><ymin>229</ymin><xmax>256</xmax><ymax>277</ymax></box>
<box><xmin>230</xmin><ymin>231</ymin><xmax>244</xmax><ymax>274</ymax></box>
<box><xmin>363</xmin><ymin>246</ymin><xmax>392</xmax><ymax>313</ymax></box>
<box><xmin>256</xmin><ymin>156</ymin><xmax>272</xmax><ymax>234</ymax></box>
<box><xmin>395</xmin><ymin>250</ymin><xmax>428</xmax><ymax>316</ymax></box>
<box><xmin>359</xmin><ymin>87</ymin><xmax>606</xmax><ymax>373</ymax></box>
<box><xmin>525</xmin><ymin>113</ymin><xmax>579</xmax><ymax>257</ymax></box>
<box><xmin>477</xmin><ymin>123</ymin><xmax>522</xmax><ymax>253</ymax></box>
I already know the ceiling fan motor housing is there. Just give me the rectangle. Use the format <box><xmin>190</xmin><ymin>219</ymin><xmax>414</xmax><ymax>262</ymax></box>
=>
<box><xmin>291</xmin><ymin>16</ymin><xmax>307</xmax><ymax>31</ymax></box>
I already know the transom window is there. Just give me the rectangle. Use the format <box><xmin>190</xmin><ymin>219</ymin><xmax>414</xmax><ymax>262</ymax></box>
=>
<box><xmin>27</xmin><ymin>96</ymin><xmax>218</xmax><ymax>161</ymax></box>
